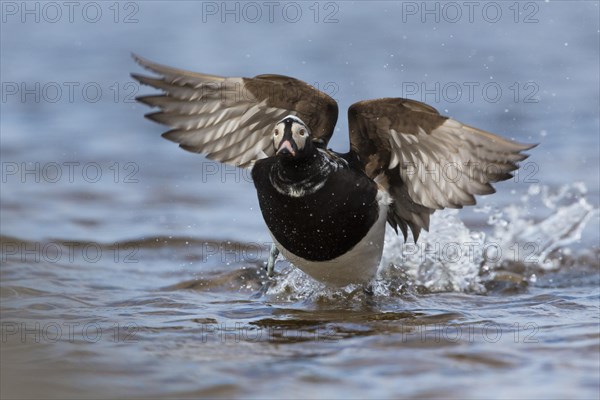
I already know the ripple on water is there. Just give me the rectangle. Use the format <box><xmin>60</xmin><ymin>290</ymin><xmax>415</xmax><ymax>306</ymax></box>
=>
<box><xmin>1</xmin><ymin>184</ymin><xmax>598</xmax><ymax>399</ymax></box>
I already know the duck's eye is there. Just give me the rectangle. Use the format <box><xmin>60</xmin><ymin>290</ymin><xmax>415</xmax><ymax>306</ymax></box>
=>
<box><xmin>299</xmin><ymin>129</ymin><xmax>306</xmax><ymax>136</ymax></box>
<box><xmin>274</xmin><ymin>129</ymin><xmax>279</xmax><ymax>136</ymax></box>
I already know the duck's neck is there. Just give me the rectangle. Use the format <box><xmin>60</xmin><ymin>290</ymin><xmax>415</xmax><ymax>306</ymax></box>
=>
<box><xmin>270</xmin><ymin>148</ymin><xmax>332</xmax><ymax>197</ymax></box>
<box><xmin>276</xmin><ymin>147</ymin><xmax>323</xmax><ymax>177</ymax></box>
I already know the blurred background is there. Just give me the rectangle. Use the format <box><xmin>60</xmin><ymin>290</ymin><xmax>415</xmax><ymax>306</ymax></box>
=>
<box><xmin>1</xmin><ymin>1</ymin><xmax>599</xmax><ymax>399</ymax></box>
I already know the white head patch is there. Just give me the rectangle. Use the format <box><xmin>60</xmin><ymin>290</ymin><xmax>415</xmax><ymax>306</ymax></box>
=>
<box><xmin>273</xmin><ymin>115</ymin><xmax>311</xmax><ymax>152</ymax></box>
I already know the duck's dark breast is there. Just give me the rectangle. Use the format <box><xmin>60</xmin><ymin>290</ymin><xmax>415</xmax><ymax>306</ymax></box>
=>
<box><xmin>252</xmin><ymin>160</ymin><xmax>380</xmax><ymax>262</ymax></box>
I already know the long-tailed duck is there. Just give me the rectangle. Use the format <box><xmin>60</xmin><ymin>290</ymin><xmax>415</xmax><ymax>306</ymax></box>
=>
<box><xmin>132</xmin><ymin>55</ymin><xmax>534</xmax><ymax>287</ymax></box>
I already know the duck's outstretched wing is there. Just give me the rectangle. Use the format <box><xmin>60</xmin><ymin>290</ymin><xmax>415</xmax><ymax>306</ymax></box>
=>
<box><xmin>348</xmin><ymin>98</ymin><xmax>536</xmax><ymax>241</ymax></box>
<box><xmin>131</xmin><ymin>55</ymin><xmax>338</xmax><ymax>167</ymax></box>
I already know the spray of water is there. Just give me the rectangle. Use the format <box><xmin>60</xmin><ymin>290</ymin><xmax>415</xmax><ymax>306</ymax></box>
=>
<box><xmin>266</xmin><ymin>183</ymin><xmax>598</xmax><ymax>299</ymax></box>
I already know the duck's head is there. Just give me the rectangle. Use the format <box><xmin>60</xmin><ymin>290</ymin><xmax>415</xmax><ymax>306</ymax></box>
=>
<box><xmin>273</xmin><ymin>115</ymin><xmax>313</xmax><ymax>159</ymax></box>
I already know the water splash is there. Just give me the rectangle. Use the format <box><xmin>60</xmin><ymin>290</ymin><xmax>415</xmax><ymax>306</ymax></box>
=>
<box><xmin>488</xmin><ymin>183</ymin><xmax>597</xmax><ymax>270</ymax></box>
<box><xmin>379</xmin><ymin>210</ymin><xmax>486</xmax><ymax>293</ymax></box>
<box><xmin>379</xmin><ymin>182</ymin><xmax>598</xmax><ymax>294</ymax></box>
<box><xmin>266</xmin><ymin>183</ymin><xmax>598</xmax><ymax>298</ymax></box>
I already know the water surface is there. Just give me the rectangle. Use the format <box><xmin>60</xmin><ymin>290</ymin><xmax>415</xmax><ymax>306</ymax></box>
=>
<box><xmin>1</xmin><ymin>2</ymin><xmax>599</xmax><ymax>399</ymax></box>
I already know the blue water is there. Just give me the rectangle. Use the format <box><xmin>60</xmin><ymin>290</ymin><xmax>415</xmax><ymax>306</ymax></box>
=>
<box><xmin>1</xmin><ymin>2</ymin><xmax>599</xmax><ymax>399</ymax></box>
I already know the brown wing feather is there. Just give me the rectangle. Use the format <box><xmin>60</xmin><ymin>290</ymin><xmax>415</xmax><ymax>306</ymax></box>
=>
<box><xmin>245</xmin><ymin>74</ymin><xmax>338</xmax><ymax>143</ymax></box>
<box><xmin>348</xmin><ymin>98</ymin><xmax>535</xmax><ymax>241</ymax></box>
<box><xmin>131</xmin><ymin>54</ymin><xmax>338</xmax><ymax>167</ymax></box>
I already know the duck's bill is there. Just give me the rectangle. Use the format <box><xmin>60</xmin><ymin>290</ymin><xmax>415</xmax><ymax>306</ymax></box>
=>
<box><xmin>276</xmin><ymin>140</ymin><xmax>297</xmax><ymax>157</ymax></box>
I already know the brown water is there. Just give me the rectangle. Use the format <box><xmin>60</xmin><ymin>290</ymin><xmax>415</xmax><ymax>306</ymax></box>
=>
<box><xmin>2</xmin><ymin>1</ymin><xmax>599</xmax><ymax>398</ymax></box>
<box><xmin>1</xmin><ymin>200</ymin><xmax>599</xmax><ymax>399</ymax></box>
